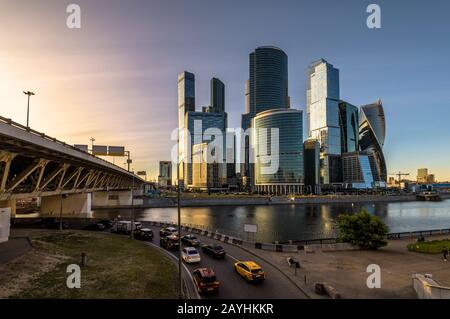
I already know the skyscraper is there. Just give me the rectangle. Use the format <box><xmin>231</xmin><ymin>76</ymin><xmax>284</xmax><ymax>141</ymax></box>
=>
<box><xmin>158</xmin><ymin>161</ymin><xmax>172</xmax><ymax>187</ymax></box>
<box><xmin>241</xmin><ymin>46</ymin><xmax>289</xmax><ymax>188</ymax></box>
<box><xmin>339</xmin><ymin>101</ymin><xmax>359</xmax><ymax>153</ymax></box>
<box><xmin>211</xmin><ymin>78</ymin><xmax>225</xmax><ymax>114</ymax></box>
<box><xmin>253</xmin><ymin>109</ymin><xmax>304</xmax><ymax>195</ymax></box>
<box><xmin>359</xmin><ymin>99</ymin><xmax>387</xmax><ymax>186</ymax></box>
<box><xmin>304</xmin><ymin>139</ymin><xmax>321</xmax><ymax>194</ymax></box>
<box><xmin>178</xmin><ymin>71</ymin><xmax>195</xmax><ymax>185</ymax></box>
<box><xmin>307</xmin><ymin>59</ymin><xmax>342</xmax><ymax>185</ymax></box>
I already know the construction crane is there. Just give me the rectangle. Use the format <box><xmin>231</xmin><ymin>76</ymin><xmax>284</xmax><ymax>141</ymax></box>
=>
<box><xmin>389</xmin><ymin>172</ymin><xmax>410</xmax><ymax>188</ymax></box>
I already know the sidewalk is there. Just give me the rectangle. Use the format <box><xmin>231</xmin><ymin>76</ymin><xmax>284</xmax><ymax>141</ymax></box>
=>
<box><xmin>0</xmin><ymin>237</ymin><xmax>32</xmax><ymax>264</ymax></box>
<box><xmin>242</xmin><ymin>234</ymin><xmax>450</xmax><ymax>299</ymax></box>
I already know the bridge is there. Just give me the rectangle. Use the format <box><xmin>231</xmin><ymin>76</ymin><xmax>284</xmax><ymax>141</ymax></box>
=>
<box><xmin>0</xmin><ymin>116</ymin><xmax>144</xmax><ymax>227</ymax></box>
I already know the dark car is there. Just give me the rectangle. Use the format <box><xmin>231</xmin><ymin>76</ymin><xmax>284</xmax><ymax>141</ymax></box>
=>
<box><xmin>192</xmin><ymin>268</ymin><xmax>220</xmax><ymax>294</ymax></box>
<box><xmin>181</xmin><ymin>234</ymin><xmax>200</xmax><ymax>246</ymax></box>
<box><xmin>202</xmin><ymin>244</ymin><xmax>226</xmax><ymax>259</ymax></box>
<box><xmin>38</xmin><ymin>218</ymin><xmax>69</xmax><ymax>229</ymax></box>
<box><xmin>160</xmin><ymin>234</ymin><xmax>180</xmax><ymax>251</ymax></box>
<box><xmin>84</xmin><ymin>223</ymin><xmax>106</xmax><ymax>231</ymax></box>
<box><xmin>98</xmin><ymin>219</ymin><xmax>114</xmax><ymax>228</ymax></box>
<box><xmin>134</xmin><ymin>228</ymin><xmax>153</xmax><ymax>241</ymax></box>
<box><xmin>159</xmin><ymin>226</ymin><xmax>177</xmax><ymax>237</ymax></box>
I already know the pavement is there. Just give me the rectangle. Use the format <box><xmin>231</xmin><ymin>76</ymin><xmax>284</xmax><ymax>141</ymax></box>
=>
<box><xmin>242</xmin><ymin>234</ymin><xmax>450</xmax><ymax>299</ymax></box>
<box><xmin>143</xmin><ymin>223</ymin><xmax>309</xmax><ymax>299</ymax></box>
<box><xmin>0</xmin><ymin>237</ymin><xmax>32</xmax><ymax>264</ymax></box>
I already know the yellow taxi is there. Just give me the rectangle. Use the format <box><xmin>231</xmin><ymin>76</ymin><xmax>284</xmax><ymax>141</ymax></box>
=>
<box><xmin>234</xmin><ymin>261</ymin><xmax>266</xmax><ymax>282</ymax></box>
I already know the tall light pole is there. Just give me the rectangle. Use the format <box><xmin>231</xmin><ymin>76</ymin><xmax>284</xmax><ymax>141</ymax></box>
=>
<box><xmin>130</xmin><ymin>173</ymin><xmax>135</xmax><ymax>240</ymax></box>
<box><xmin>23</xmin><ymin>91</ymin><xmax>35</xmax><ymax>128</ymax></box>
<box><xmin>177</xmin><ymin>140</ymin><xmax>182</xmax><ymax>299</ymax></box>
<box><xmin>124</xmin><ymin>151</ymin><xmax>132</xmax><ymax>172</ymax></box>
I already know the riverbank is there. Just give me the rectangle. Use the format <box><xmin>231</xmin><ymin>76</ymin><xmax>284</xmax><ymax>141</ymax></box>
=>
<box><xmin>97</xmin><ymin>193</ymin><xmax>450</xmax><ymax>209</ymax></box>
<box><xmin>0</xmin><ymin>229</ymin><xmax>178</xmax><ymax>298</ymax></box>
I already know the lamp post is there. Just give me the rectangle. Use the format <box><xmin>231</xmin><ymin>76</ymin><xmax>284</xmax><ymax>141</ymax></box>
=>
<box><xmin>130</xmin><ymin>173</ymin><xmax>135</xmax><ymax>240</ymax></box>
<box><xmin>23</xmin><ymin>91</ymin><xmax>35</xmax><ymax>128</ymax></box>
<box><xmin>124</xmin><ymin>151</ymin><xmax>132</xmax><ymax>172</ymax></box>
<box><xmin>177</xmin><ymin>142</ymin><xmax>182</xmax><ymax>299</ymax></box>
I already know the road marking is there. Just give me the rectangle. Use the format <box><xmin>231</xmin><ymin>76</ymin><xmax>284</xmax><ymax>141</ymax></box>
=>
<box><xmin>146</xmin><ymin>242</ymin><xmax>201</xmax><ymax>300</ymax></box>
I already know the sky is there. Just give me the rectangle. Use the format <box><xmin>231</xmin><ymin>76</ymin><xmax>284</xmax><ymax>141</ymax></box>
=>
<box><xmin>0</xmin><ymin>0</ymin><xmax>449</xmax><ymax>181</ymax></box>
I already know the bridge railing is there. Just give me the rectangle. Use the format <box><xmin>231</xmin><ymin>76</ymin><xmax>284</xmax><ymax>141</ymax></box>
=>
<box><xmin>0</xmin><ymin>115</ymin><xmax>133</xmax><ymax>176</ymax></box>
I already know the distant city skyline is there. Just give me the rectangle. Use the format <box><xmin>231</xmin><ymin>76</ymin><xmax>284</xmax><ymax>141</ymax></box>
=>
<box><xmin>1</xmin><ymin>0</ymin><xmax>450</xmax><ymax>180</ymax></box>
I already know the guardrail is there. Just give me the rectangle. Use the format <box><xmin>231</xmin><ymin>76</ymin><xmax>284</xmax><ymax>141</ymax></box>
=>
<box><xmin>140</xmin><ymin>220</ymin><xmax>450</xmax><ymax>253</ymax></box>
<box><xmin>0</xmin><ymin>115</ymin><xmax>134</xmax><ymax>176</ymax></box>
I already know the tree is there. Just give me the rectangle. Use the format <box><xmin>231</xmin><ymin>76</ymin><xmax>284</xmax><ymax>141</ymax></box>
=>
<box><xmin>337</xmin><ymin>209</ymin><xmax>389</xmax><ymax>249</ymax></box>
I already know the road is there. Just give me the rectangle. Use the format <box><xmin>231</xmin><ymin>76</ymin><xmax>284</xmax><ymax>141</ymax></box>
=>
<box><xmin>143</xmin><ymin>224</ymin><xmax>307</xmax><ymax>299</ymax></box>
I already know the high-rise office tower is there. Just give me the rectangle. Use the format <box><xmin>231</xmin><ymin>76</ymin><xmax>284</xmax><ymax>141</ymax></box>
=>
<box><xmin>158</xmin><ymin>161</ymin><xmax>172</xmax><ymax>187</ymax></box>
<box><xmin>178</xmin><ymin>71</ymin><xmax>195</xmax><ymax>185</ymax></box>
<box><xmin>241</xmin><ymin>46</ymin><xmax>289</xmax><ymax>188</ymax></box>
<box><xmin>253</xmin><ymin>109</ymin><xmax>304</xmax><ymax>195</ymax></box>
<box><xmin>307</xmin><ymin>59</ymin><xmax>342</xmax><ymax>185</ymax></box>
<box><xmin>304</xmin><ymin>139</ymin><xmax>321</xmax><ymax>194</ymax></box>
<box><xmin>359</xmin><ymin>99</ymin><xmax>387</xmax><ymax>186</ymax></box>
<box><xmin>339</xmin><ymin>101</ymin><xmax>359</xmax><ymax>153</ymax></box>
<box><xmin>211</xmin><ymin>78</ymin><xmax>225</xmax><ymax>114</ymax></box>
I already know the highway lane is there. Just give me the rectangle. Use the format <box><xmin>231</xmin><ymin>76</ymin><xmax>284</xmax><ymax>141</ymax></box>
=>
<box><xmin>144</xmin><ymin>224</ymin><xmax>307</xmax><ymax>299</ymax></box>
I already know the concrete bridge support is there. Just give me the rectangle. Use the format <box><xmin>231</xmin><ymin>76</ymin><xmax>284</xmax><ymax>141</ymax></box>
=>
<box><xmin>40</xmin><ymin>193</ymin><xmax>91</xmax><ymax>218</ymax></box>
<box><xmin>91</xmin><ymin>190</ymin><xmax>143</xmax><ymax>208</ymax></box>
<box><xmin>0</xmin><ymin>199</ymin><xmax>16</xmax><ymax>218</ymax></box>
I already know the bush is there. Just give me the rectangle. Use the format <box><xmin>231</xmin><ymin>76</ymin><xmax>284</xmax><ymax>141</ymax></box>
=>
<box><xmin>337</xmin><ymin>209</ymin><xmax>389</xmax><ymax>249</ymax></box>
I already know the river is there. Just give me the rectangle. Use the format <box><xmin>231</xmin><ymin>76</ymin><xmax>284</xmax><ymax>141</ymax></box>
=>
<box><xmin>91</xmin><ymin>199</ymin><xmax>450</xmax><ymax>242</ymax></box>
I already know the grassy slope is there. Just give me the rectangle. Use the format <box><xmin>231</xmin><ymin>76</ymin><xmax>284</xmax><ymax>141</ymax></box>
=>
<box><xmin>16</xmin><ymin>231</ymin><xmax>177</xmax><ymax>298</ymax></box>
<box><xmin>407</xmin><ymin>239</ymin><xmax>450</xmax><ymax>254</ymax></box>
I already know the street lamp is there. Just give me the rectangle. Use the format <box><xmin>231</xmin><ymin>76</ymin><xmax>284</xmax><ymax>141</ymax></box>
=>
<box><xmin>23</xmin><ymin>91</ymin><xmax>35</xmax><ymax>128</ymax></box>
<box><xmin>177</xmin><ymin>142</ymin><xmax>182</xmax><ymax>299</ymax></box>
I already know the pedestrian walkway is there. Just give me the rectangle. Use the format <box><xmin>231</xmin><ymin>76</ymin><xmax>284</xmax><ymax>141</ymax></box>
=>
<box><xmin>240</xmin><ymin>234</ymin><xmax>450</xmax><ymax>299</ymax></box>
<box><xmin>0</xmin><ymin>237</ymin><xmax>32</xmax><ymax>264</ymax></box>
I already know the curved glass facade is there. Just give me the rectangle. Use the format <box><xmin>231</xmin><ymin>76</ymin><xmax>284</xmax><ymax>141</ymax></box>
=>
<box><xmin>359</xmin><ymin>100</ymin><xmax>387</xmax><ymax>183</ymax></box>
<box><xmin>253</xmin><ymin>109</ymin><xmax>304</xmax><ymax>186</ymax></box>
<box><xmin>250</xmin><ymin>46</ymin><xmax>288</xmax><ymax>115</ymax></box>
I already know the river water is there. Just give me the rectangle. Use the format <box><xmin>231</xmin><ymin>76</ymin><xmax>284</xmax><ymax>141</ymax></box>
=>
<box><xmin>91</xmin><ymin>199</ymin><xmax>450</xmax><ymax>242</ymax></box>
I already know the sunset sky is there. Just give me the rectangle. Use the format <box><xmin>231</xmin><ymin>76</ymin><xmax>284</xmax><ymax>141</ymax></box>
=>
<box><xmin>1</xmin><ymin>0</ymin><xmax>449</xmax><ymax>181</ymax></box>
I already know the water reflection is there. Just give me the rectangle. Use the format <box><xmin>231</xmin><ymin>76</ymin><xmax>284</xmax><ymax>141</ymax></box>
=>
<box><xmin>92</xmin><ymin>199</ymin><xmax>450</xmax><ymax>242</ymax></box>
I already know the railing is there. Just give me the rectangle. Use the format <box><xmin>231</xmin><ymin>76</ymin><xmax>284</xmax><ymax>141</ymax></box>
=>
<box><xmin>0</xmin><ymin>115</ymin><xmax>133</xmax><ymax>176</ymax></box>
<box><xmin>387</xmin><ymin>228</ymin><xmax>450</xmax><ymax>240</ymax></box>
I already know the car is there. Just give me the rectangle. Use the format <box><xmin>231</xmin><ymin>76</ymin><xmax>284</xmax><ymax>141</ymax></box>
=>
<box><xmin>201</xmin><ymin>244</ymin><xmax>226</xmax><ymax>259</ymax></box>
<box><xmin>192</xmin><ymin>268</ymin><xmax>220</xmax><ymax>294</ymax></box>
<box><xmin>38</xmin><ymin>218</ymin><xmax>69</xmax><ymax>229</ymax></box>
<box><xmin>134</xmin><ymin>228</ymin><xmax>153</xmax><ymax>241</ymax></box>
<box><xmin>160</xmin><ymin>226</ymin><xmax>178</xmax><ymax>237</ymax></box>
<box><xmin>83</xmin><ymin>223</ymin><xmax>106</xmax><ymax>231</ymax></box>
<box><xmin>234</xmin><ymin>261</ymin><xmax>265</xmax><ymax>282</ymax></box>
<box><xmin>181</xmin><ymin>247</ymin><xmax>201</xmax><ymax>263</ymax></box>
<box><xmin>181</xmin><ymin>234</ymin><xmax>200</xmax><ymax>246</ymax></box>
<box><xmin>98</xmin><ymin>219</ymin><xmax>114</xmax><ymax>228</ymax></box>
<box><xmin>160</xmin><ymin>234</ymin><xmax>180</xmax><ymax>251</ymax></box>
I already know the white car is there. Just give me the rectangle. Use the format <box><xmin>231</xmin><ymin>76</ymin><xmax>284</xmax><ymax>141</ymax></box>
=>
<box><xmin>181</xmin><ymin>247</ymin><xmax>201</xmax><ymax>263</ymax></box>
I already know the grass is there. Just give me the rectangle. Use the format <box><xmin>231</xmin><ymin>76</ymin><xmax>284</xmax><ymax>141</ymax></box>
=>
<box><xmin>14</xmin><ymin>230</ymin><xmax>177</xmax><ymax>299</ymax></box>
<box><xmin>407</xmin><ymin>239</ymin><xmax>450</xmax><ymax>254</ymax></box>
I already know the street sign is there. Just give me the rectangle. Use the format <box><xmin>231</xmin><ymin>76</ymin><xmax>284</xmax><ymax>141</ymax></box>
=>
<box><xmin>244</xmin><ymin>224</ymin><xmax>257</xmax><ymax>233</ymax></box>
<box><xmin>92</xmin><ymin>145</ymin><xmax>108</xmax><ymax>156</ymax></box>
<box><xmin>108</xmin><ymin>146</ymin><xmax>125</xmax><ymax>156</ymax></box>
<box><xmin>137</xmin><ymin>171</ymin><xmax>146</xmax><ymax>176</ymax></box>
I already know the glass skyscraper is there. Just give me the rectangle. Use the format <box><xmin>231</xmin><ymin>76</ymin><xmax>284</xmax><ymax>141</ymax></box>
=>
<box><xmin>339</xmin><ymin>101</ymin><xmax>359</xmax><ymax>153</ymax></box>
<box><xmin>359</xmin><ymin>99</ymin><xmax>387</xmax><ymax>186</ymax></box>
<box><xmin>178</xmin><ymin>71</ymin><xmax>195</xmax><ymax>185</ymax></box>
<box><xmin>241</xmin><ymin>46</ymin><xmax>289</xmax><ymax>188</ymax></box>
<box><xmin>211</xmin><ymin>78</ymin><xmax>225</xmax><ymax>114</ymax></box>
<box><xmin>307</xmin><ymin>59</ymin><xmax>341</xmax><ymax>185</ymax></box>
<box><xmin>253</xmin><ymin>109</ymin><xmax>304</xmax><ymax>194</ymax></box>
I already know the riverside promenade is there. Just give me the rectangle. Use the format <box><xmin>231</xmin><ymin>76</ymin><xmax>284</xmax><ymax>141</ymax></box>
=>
<box><xmin>137</xmin><ymin>193</ymin><xmax>450</xmax><ymax>209</ymax></box>
<box><xmin>241</xmin><ymin>234</ymin><xmax>450</xmax><ymax>299</ymax></box>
